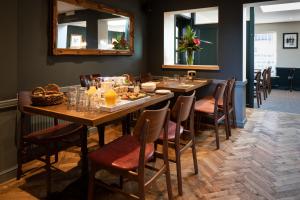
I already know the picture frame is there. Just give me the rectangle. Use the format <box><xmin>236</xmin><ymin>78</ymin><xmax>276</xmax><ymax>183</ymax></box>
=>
<box><xmin>70</xmin><ymin>34</ymin><xmax>82</xmax><ymax>49</ymax></box>
<box><xmin>283</xmin><ymin>33</ymin><xmax>298</xmax><ymax>49</ymax></box>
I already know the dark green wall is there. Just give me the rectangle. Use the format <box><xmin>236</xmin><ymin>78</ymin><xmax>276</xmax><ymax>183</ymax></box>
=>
<box><xmin>0</xmin><ymin>1</ymin><xmax>18</xmax><ymax>100</ymax></box>
<box><xmin>17</xmin><ymin>0</ymin><xmax>147</xmax><ymax>92</ymax></box>
<box><xmin>146</xmin><ymin>0</ymin><xmax>274</xmax><ymax>81</ymax></box>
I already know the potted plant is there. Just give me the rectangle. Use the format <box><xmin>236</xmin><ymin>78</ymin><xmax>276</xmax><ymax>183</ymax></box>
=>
<box><xmin>177</xmin><ymin>25</ymin><xmax>210</xmax><ymax>65</ymax></box>
<box><xmin>113</xmin><ymin>35</ymin><xmax>129</xmax><ymax>50</ymax></box>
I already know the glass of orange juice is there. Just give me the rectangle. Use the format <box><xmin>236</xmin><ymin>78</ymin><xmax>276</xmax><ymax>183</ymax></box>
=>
<box><xmin>104</xmin><ymin>89</ymin><xmax>118</xmax><ymax>106</ymax></box>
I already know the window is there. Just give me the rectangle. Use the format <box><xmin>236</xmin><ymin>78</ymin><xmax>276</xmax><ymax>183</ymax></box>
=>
<box><xmin>254</xmin><ymin>32</ymin><xmax>277</xmax><ymax>72</ymax></box>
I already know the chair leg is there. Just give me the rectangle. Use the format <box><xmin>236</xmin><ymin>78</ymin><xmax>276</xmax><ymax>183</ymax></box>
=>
<box><xmin>45</xmin><ymin>149</ymin><xmax>52</xmax><ymax>197</ymax></box>
<box><xmin>17</xmin><ymin>148</ymin><xmax>23</xmax><ymax>180</ymax></box>
<box><xmin>97</xmin><ymin>125</ymin><xmax>105</xmax><ymax>147</ymax></box>
<box><xmin>175</xmin><ymin>147</ymin><xmax>183</xmax><ymax>195</ymax></box>
<box><xmin>256</xmin><ymin>93</ymin><xmax>260</xmax><ymax>108</ymax></box>
<box><xmin>138</xmin><ymin>178</ymin><xmax>146</xmax><ymax>200</ymax></box>
<box><xmin>214</xmin><ymin>122</ymin><xmax>220</xmax><ymax>149</ymax></box>
<box><xmin>165</xmin><ymin>160</ymin><xmax>173</xmax><ymax>200</ymax></box>
<box><xmin>224</xmin><ymin>113</ymin><xmax>230</xmax><ymax>139</ymax></box>
<box><xmin>88</xmin><ymin>165</ymin><xmax>96</xmax><ymax>200</ymax></box>
<box><xmin>191</xmin><ymin>131</ymin><xmax>198</xmax><ymax>174</ymax></box>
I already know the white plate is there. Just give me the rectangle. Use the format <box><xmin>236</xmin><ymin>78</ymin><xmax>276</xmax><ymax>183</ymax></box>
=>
<box><xmin>155</xmin><ymin>89</ymin><xmax>171</xmax><ymax>94</ymax></box>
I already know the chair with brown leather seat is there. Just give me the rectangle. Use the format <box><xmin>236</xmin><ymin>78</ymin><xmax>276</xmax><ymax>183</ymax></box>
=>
<box><xmin>254</xmin><ymin>72</ymin><xmax>262</xmax><ymax>108</ymax></box>
<box><xmin>17</xmin><ymin>91</ymin><xmax>85</xmax><ymax>196</ymax></box>
<box><xmin>194</xmin><ymin>82</ymin><xmax>229</xmax><ymax>149</ymax></box>
<box><xmin>88</xmin><ymin>102</ymin><xmax>173</xmax><ymax>200</ymax></box>
<box><xmin>155</xmin><ymin>91</ymin><xmax>198</xmax><ymax>195</ymax></box>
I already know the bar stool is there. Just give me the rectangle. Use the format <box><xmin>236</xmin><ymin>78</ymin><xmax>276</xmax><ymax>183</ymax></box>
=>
<box><xmin>88</xmin><ymin>102</ymin><xmax>173</xmax><ymax>200</ymax></box>
<box><xmin>194</xmin><ymin>82</ymin><xmax>229</xmax><ymax>149</ymax></box>
<box><xmin>155</xmin><ymin>91</ymin><xmax>198</xmax><ymax>195</ymax></box>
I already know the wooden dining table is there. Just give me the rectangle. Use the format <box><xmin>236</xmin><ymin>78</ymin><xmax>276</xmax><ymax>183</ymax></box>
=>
<box><xmin>156</xmin><ymin>79</ymin><xmax>212</xmax><ymax>93</ymax></box>
<box><xmin>23</xmin><ymin>93</ymin><xmax>174</xmax><ymax>176</ymax></box>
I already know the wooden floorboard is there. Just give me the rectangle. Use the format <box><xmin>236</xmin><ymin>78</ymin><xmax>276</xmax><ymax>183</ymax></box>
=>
<box><xmin>1</xmin><ymin>108</ymin><xmax>300</xmax><ymax>199</ymax></box>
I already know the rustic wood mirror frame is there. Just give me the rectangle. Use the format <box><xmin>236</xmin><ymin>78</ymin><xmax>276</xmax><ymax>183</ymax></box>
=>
<box><xmin>51</xmin><ymin>0</ymin><xmax>134</xmax><ymax>56</ymax></box>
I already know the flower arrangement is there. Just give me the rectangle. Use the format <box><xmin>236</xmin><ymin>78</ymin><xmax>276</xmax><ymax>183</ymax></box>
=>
<box><xmin>112</xmin><ymin>35</ymin><xmax>129</xmax><ymax>50</ymax></box>
<box><xmin>177</xmin><ymin>25</ymin><xmax>210</xmax><ymax>65</ymax></box>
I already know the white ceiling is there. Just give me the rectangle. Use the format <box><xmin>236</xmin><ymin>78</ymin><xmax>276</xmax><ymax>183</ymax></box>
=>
<box><xmin>57</xmin><ymin>1</ymin><xmax>85</xmax><ymax>14</ymax></box>
<box><xmin>245</xmin><ymin>0</ymin><xmax>300</xmax><ymax>24</ymax></box>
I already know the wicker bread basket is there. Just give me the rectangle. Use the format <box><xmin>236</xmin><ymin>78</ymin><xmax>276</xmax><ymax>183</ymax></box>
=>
<box><xmin>31</xmin><ymin>84</ymin><xmax>64</xmax><ymax>106</ymax></box>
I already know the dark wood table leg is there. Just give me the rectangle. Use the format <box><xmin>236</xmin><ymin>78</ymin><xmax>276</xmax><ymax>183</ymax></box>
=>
<box><xmin>97</xmin><ymin>125</ymin><xmax>105</xmax><ymax>147</ymax></box>
<box><xmin>81</xmin><ymin>125</ymin><xmax>88</xmax><ymax>176</ymax></box>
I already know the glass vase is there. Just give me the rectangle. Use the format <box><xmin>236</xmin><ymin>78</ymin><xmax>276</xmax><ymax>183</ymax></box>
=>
<box><xmin>186</xmin><ymin>50</ymin><xmax>194</xmax><ymax>65</ymax></box>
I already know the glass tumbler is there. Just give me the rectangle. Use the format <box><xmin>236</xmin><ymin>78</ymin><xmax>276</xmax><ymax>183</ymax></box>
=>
<box><xmin>67</xmin><ymin>87</ymin><xmax>77</xmax><ymax>110</ymax></box>
<box><xmin>76</xmin><ymin>87</ymin><xmax>88</xmax><ymax>112</ymax></box>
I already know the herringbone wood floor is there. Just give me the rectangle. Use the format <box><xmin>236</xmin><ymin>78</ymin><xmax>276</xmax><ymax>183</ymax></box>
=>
<box><xmin>1</xmin><ymin>108</ymin><xmax>300</xmax><ymax>200</ymax></box>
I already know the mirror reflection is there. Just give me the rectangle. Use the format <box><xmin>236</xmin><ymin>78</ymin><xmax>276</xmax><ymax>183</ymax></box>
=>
<box><xmin>56</xmin><ymin>1</ymin><xmax>130</xmax><ymax>51</ymax></box>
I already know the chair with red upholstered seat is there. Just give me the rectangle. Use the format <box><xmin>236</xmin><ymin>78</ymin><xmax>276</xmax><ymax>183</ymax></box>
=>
<box><xmin>16</xmin><ymin>91</ymin><xmax>84</xmax><ymax>196</ymax></box>
<box><xmin>194</xmin><ymin>82</ymin><xmax>229</xmax><ymax>149</ymax></box>
<box><xmin>155</xmin><ymin>91</ymin><xmax>198</xmax><ymax>195</ymax></box>
<box><xmin>88</xmin><ymin>102</ymin><xmax>173</xmax><ymax>200</ymax></box>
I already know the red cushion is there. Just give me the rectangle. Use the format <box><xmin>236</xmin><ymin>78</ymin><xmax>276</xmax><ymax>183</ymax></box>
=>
<box><xmin>88</xmin><ymin>135</ymin><xmax>154</xmax><ymax>171</ymax></box>
<box><xmin>159</xmin><ymin>121</ymin><xmax>183</xmax><ymax>140</ymax></box>
<box><xmin>194</xmin><ymin>98</ymin><xmax>215</xmax><ymax>114</ymax></box>
<box><xmin>24</xmin><ymin>123</ymin><xmax>83</xmax><ymax>143</ymax></box>
<box><xmin>203</xmin><ymin>96</ymin><xmax>223</xmax><ymax>106</ymax></box>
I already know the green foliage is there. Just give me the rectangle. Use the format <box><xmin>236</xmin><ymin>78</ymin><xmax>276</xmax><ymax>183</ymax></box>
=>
<box><xmin>113</xmin><ymin>35</ymin><xmax>129</xmax><ymax>50</ymax></box>
<box><xmin>177</xmin><ymin>26</ymin><xmax>201</xmax><ymax>52</ymax></box>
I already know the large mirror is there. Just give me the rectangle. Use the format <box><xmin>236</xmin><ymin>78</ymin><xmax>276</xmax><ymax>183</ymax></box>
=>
<box><xmin>52</xmin><ymin>0</ymin><xmax>134</xmax><ymax>55</ymax></box>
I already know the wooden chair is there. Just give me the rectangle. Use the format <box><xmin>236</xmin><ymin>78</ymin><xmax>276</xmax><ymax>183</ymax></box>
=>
<box><xmin>194</xmin><ymin>82</ymin><xmax>229</xmax><ymax>149</ymax></box>
<box><xmin>254</xmin><ymin>72</ymin><xmax>262</xmax><ymax>108</ymax></box>
<box><xmin>79</xmin><ymin>74</ymin><xmax>101</xmax><ymax>88</ymax></box>
<box><xmin>17</xmin><ymin>91</ymin><xmax>84</xmax><ymax>196</ymax></box>
<box><xmin>140</xmin><ymin>73</ymin><xmax>153</xmax><ymax>83</ymax></box>
<box><xmin>224</xmin><ymin>78</ymin><xmax>237</xmax><ymax>135</ymax></box>
<box><xmin>155</xmin><ymin>91</ymin><xmax>198</xmax><ymax>195</ymax></box>
<box><xmin>261</xmin><ymin>69</ymin><xmax>268</xmax><ymax>100</ymax></box>
<box><xmin>88</xmin><ymin>102</ymin><xmax>173</xmax><ymax>200</ymax></box>
<box><xmin>267</xmin><ymin>67</ymin><xmax>272</xmax><ymax>94</ymax></box>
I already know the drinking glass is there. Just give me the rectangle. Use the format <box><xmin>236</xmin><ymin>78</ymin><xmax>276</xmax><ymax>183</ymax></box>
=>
<box><xmin>179</xmin><ymin>76</ymin><xmax>187</xmax><ymax>84</ymax></box>
<box><xmin>174</xmin><ymin>74</ymin><xmax>179</xmax><ymax>81</ymax></box>
<box><xmin>162</xmin><ymin>76</ymin><xmax>169</xmax><ymax>84</ymax></box>
<box><xmin>66</xmin><ymin>87</ymin><xmax>77</xmax><ymax>110</ymax></box>
<box><xmin>76</xmin><ymin>87</ymin><xmax>88</xmax><ymax>112</ymax></box>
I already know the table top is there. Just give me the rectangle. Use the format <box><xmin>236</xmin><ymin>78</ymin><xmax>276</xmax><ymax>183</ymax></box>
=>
<box><xmin>23</xmin><ymin>93</ymin><xmax>174</xmax><ymax>127</ymax></box>
<box><xmin>156</xmin><ymin>79</ymin><xmax>212</xmax><ymax>93</ymax></box>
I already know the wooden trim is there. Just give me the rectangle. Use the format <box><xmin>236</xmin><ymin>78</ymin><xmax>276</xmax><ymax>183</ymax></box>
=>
<box><xmin>51</xmin><ymin>0</ymin><xmax>134</xmax><ymax>56</ymax></box>
<box><xmin>0</xmin><ymin>99</ymin><xmax>17</xmax><ymax>109</ymax></box>
<box><xmin>162</xmin><ymin>65</ymin><xmax>220</xmax><ymax>71</ymax></box>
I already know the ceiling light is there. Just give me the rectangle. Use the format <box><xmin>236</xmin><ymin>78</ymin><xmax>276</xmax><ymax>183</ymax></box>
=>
<box><xmin>261</xmin><ymin>2</ymin><xmax>300</xmax><ymax>12</ymax></box>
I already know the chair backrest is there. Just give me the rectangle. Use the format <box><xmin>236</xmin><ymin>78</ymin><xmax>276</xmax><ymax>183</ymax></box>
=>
<box><xmin>18</xmin><ymin>91</ymin><xmax>32</xmax><ymax>114</ymax></box>
<box><xmin>140</xmin><ymin>73</ymin><xmax>152</xmax><ymax>83</ymax></box>
<box><xmin>255</xmin><ymin>71</ymin><xmax>261</xmax><ymax>90</ymax></box>
<box><xmin>171</xmin><ymin>91</ymin><xmax>195</xmax><ymax>123</ymax></box>
<box><xmin>262</xmin><ymin>69</ymin><xmax>268</xmax><ymax>83</ymax></box>
<box><xmin>225</xmin><ymin>78</ymin><xmax>236</xmax><ymax>108</ymax></box>
<box><xmin>79</xmin><ymin>74</ymin><xmax>101</xmax><ymax>87</ymax></box>
<box><xmin>133</xmin><ymin>101</ymin><xmax>170</xmax><ymax>144</ymax></box>
<box><xmin>213</xmin><ymin>82</ymin><xmax>226</xmax><ymax>112</ymax></box>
